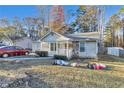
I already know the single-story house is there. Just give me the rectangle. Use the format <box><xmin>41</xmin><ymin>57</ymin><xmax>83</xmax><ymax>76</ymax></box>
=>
<box><xmin>32</xmin><ymin>31</ymin><xmax>99</xmax><ymax>59</ymax></box>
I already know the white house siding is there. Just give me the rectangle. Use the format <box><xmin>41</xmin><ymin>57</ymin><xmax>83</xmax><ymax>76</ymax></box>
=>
<box><xmin>79</xmin><ymin>42</ymin><xmax>98</xmax><ymax>58</ymax></box>
<box><xmin>42</xmin><ymin>33</ymin><xmax>60</xmax><ymax>42</ymax></box>
<box><xmin>41</xmin><ymin>42</ymin><xmax>49</xmax><ymax>51</ymax></box>
<box><xmin>57</xmin><ymin>48</ymin><xmax>72</xmax><ymax>59</ymax></box>
<box><xmin>32</xmin><ymin>41</ymin><xmax>41</xmax><ymax>51</ymax></box>
<box><xmin>67</xmin><ymin>48</ymin><xmax>73</xmax><ymax>59</ymax></box>
<box><xmin>56</xmin><ymin>41</ymin><xmax>73</xmax><ymax>59</ymax></box>
<box><xmin>48</xmin><ymin>50</ymin><xmax>56</xmax><ymax>56</ymax></box>
<box><xmin>41</xmin><ymin>42</ymin><xmax>55</xmax><ymax>56</ymax></box>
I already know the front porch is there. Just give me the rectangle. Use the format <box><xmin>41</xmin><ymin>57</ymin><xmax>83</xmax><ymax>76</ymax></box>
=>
<box><xmin>41</xmin><ymin>41</ymin><xmax>73</xmax><ymax>59</ymax></box>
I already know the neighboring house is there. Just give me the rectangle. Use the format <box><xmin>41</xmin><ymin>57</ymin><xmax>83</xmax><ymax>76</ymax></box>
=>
<box><xmin>14</xmin><ymin>37</ymin><xmax>32</xmax><ymax>49</ymax></box>
<box><xmin>0</xmin><ymin>37</ymin><xmax>32</xmax><ymax>49</ymax></box>
<box><xmin>32</xmin><ymin>31</ymin><xmax>99</xmax><ymax>59</ymax></box>
<box><xmin>0</xmin><ymin>37</ymin><xmax>13</xmax><ymax>46</ymax></box>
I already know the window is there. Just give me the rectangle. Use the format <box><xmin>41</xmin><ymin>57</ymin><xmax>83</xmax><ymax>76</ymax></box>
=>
<box><xmin>50</xmin><ymin>43</ymin><xmax>56</xmax><ymax>51</ymax></box>
<box><xmin>58</xmin><ymin>43</ymin><xmax>60</xmax><ymax>48</ymax></box>
<box><xmin>55</xmin><ymin>43</ymin><xmax>56</xmax><ymax>51</ymax></box>
<box><xmin>65</xmin><ymin>43</ymin><xmax>67</xmax><ymax>49</ymax></box>
<box><xmin>50</xmin><ymin>43</ymin><xmax>54</xmax><ymax>51</ymax></box>
<box><xmin>69</xmin><ymin>43</ymin><xmax>73</xmax><ymax>48</ymax></box>
<box><xmin>80</xmin><ymin>42</ymin><xmax>85</xmax><ymax>52</ymax></box>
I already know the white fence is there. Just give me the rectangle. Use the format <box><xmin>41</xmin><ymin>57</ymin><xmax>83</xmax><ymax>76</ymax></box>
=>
<box><xmin>107</xmin><ymin>47</ymin><xmax>124</xmax><ymax>56</ymax></box>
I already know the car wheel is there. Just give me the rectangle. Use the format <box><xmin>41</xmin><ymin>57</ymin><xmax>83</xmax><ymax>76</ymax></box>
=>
<box><xmin>2</xmin><ymin>53</ymin><xmax>9</xmax><ymax>58</ymax></box>
<box><xmin>25</xmin><ymin>52</ymin><xmax>29</xmax><ymax>55</ymax></box>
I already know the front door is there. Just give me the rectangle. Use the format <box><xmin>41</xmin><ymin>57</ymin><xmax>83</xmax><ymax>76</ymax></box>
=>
<box><xmin>72</xmin><ymin>41</ymin><xmax>79</xmax><ymax>57</ymax></box>
<box><xmin>49</xmin><ymin>43</ymin><xmax>56</xmax><ymax>56</ymax></box>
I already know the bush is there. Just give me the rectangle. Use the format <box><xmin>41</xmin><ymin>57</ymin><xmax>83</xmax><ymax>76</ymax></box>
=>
<box><xmin>54</xmin><ymin>55</ymin><xmax>68</xmax><ymax>60</ymax></box>
<box><xmin>35</xmin><ymin>51</ymin><xmax>48</xmax><ymax>57</ymax></box>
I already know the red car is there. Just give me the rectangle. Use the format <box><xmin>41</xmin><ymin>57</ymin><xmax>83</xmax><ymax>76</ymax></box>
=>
<box><xmin>0</xmin><ymin>46</ymin><xmax>29</xmax><ymax>58</ymax></box>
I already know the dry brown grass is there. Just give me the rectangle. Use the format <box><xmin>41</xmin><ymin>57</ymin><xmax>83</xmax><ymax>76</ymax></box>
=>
<box><xmin>0</xmin><ymin>55</ymin><xmax>124</xmax><ymax>88</ymax></box>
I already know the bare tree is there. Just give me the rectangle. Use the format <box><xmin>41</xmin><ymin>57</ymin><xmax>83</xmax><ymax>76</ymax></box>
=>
<box><xmin>37</xmin><ymin>5</ymin><xmax>50</xmax><ymax>29</ymax></box>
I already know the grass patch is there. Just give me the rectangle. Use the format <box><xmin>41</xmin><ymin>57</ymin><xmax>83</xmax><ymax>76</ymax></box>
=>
<box><xmin>0</xmin><ymin>55</ymin><xmax>124</xmax><ymax>87</ymax></box>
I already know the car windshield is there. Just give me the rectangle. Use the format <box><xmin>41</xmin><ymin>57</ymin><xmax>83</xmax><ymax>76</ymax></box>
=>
<box><xmin>15</xmin><ymin>46</ymin><xmax>24</xmax><ymax>50</ymax></box>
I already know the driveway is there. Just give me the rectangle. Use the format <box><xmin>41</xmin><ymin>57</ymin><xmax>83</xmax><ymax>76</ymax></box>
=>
<box><xmin>0</xmin><ymin>56</ymin><xmax>53</xmax><ymax>61</ymax></box>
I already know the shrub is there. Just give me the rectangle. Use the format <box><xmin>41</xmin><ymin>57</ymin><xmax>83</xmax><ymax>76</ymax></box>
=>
<box><xmin>35</xmin><ymin>51</ymin><xmax>48</xmax><ymax>57</ymax></box>
<box><xmin>54</xmin><ymin>55</ymin><xmax>68</xmax><ymax>60</ymax></box>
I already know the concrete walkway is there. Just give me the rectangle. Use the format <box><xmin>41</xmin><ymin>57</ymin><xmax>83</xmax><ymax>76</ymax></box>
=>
<box><xmin>0</xmin><ymin>56</ymin><xmax>53</xmax><ymax>61</ymax></box>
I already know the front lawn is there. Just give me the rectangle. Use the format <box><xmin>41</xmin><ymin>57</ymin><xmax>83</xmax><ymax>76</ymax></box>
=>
<box><xmin>0</xmin><ymin>55</ymin><xmax>124</xmax><ymax>88</ymax></box>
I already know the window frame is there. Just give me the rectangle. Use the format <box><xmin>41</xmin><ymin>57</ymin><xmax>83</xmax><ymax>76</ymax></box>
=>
<box><xmin>80</xmin><ymin>42</ymin><xmax>85</xmax><ymax>52</ymax></box>
<box><xmin>50</xmin><ymin>43</ymin><xmax>56</xmax><ymax>51</ymax></box>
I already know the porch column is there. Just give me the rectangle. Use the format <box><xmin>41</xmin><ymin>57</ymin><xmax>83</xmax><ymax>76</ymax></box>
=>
<box><xmin>48</xmin><ymin>42</ymin><xmax>51</xmax><ymax>56</ymax></box>
<box><xmin>66</xmin><ymin>41</ymin><xmax>69</xmax><ymax>58</ymax></box>
<box><xmin>56</xmin><ymin>42</ymin><xmax>58</xmax><ymax>55</ymax></box>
